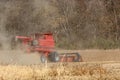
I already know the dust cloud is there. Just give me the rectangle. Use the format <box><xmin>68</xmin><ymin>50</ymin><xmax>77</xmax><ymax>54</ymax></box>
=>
<box><xmin>0</xmin><ymin>0</ymin><xmax>57</xmax><ymax>65</ymax></box>
<box><xmin>0</xmin><ymin>0</ymin><xmax>57</xmax><ymax>50</ymax></box>
<box><xmin>0</xmin><ymin>2</ymin><xmax>10</xmax><ymax>50</ymax></box>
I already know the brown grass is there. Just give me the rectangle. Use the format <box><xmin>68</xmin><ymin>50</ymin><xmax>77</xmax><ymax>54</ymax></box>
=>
<box><xmin>0</xmin><ymin>62</ymin><xmax>120</xmax><ymax>80</ymax></box>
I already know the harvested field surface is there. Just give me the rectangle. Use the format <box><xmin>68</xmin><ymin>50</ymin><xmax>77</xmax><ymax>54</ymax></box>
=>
<box><xmin>58</xmin><ymin>49</ymin><xmax>120</xmax><ymax>62</ymax></box>
<box><xmin>0</xmin><ymin>50</ymin><xmax>119</xmax><ymax>80</ymax></box>
<box><xmin>0</xmin><ymin>62</ymin><xmax>120</xmax><ymax>80</ymax></box>
<box><xmin>0</xmin><ymin>50</ymin><xmax>119</xmax><ymax>65</ymax></box>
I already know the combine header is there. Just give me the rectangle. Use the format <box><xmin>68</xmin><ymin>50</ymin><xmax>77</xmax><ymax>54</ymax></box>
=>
<box><xmin>15</xmin><ymin>33</ymin><xmax>82</xmax><ymax>63</ymax></box>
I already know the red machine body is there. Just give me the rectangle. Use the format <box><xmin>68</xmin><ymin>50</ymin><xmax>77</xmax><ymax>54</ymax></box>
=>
<box><xmin>15</xmin><ymin>33</ymin><xmax>82</xmax><ymax>63</ymax></box>
<box><xmin>16</xmin><ymin>33</ymin><xmax>55</xmax><ymax>55</ymax></box>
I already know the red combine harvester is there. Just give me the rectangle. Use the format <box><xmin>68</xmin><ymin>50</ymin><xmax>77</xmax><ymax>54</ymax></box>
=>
<box><xmin>15</xmin><ymin>33</ymin><xmax>82</xmax><ymax>63</ymax></box>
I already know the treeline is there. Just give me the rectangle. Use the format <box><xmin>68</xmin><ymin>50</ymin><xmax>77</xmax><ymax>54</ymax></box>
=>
<box><xmin>0</xmin><ymin>0</ymin><xmax>119</xmax><ymax>49</ymax></box>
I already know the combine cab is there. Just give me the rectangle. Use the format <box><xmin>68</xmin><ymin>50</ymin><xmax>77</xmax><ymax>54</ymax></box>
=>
<box><xmin>15</xmin><ymin>33</ymin><xmax>82</xmax><ymax>63</ymax></box>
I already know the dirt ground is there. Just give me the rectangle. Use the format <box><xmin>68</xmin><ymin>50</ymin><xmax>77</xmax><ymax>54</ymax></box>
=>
<box><xmin>0</xmin><ymin>49</ymin><xmax>119</xmax><ymax>65</ymax></box>
<box><xmin>57</xmin><ymin>49</ymin><xmax>120</xmax><ymax>62</ymax></box>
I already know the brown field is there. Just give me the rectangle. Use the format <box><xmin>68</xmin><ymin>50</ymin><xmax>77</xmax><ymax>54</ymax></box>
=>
<box><xmin>0</xmin><ymin>49</ymin><xmax>119</xmax><ymax>65</ymax></box>
<box><xmin>0</xmin><ymin>50</ymin><xmax>119</xmax><ymax>80</ymax></box>
<box><xmin>0</xmin><ymin>62</ymin><xmax>120</xmax><ymax>80</ymax></box>
<box><xmin>58</xmin><ymin>49</ymin><xmax>120</xmax><ymax>61</ymax></box>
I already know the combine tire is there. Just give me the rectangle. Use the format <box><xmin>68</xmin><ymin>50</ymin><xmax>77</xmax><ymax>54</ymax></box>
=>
<box><xmin>73</xmin><ymin>53</ymin><xmax>83</xmax><ymax>62</ymax></box>
<box><xmin>49</xmin><ymin>52</ymin><xmax>59</xmax><ymax>62</ymax></box>
<box><xmin>54</xmin><ymin>52</ymin><xmax>59</xmax><ymax>62</ymax></box>
<box><xmin>40</xmin><ymin>54</ymin><xmax>47</xmax><ymax>63</ymax></box>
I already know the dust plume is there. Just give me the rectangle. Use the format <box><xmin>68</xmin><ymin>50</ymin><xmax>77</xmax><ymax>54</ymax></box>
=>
<box><xmin>0</xmin><ymin>1</ymin><xmax>11</xmax><ymax>50</ymax></box>
<box><xmin>0</xmin><ymin>0</ymin><xmax>58</xmax><ymax>50</ymax></box>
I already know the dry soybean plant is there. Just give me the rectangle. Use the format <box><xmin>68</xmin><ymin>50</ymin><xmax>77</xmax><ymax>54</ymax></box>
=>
<box><xmin>0</xmin><ymin>63</ymin><xmax>117</xmax><ymax>80</ymax></box>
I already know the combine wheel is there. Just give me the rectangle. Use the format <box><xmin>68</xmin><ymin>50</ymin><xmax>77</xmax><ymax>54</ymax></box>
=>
<box><xmin>73</xmin><ymin>53</ymin><xmax>83</xmax><ymax>62</ymax></box>
<box><xmin>54</xmin><ymin>52</ymin><xmax>60</xmax><ymax>62</ymax></box>
<box><xmin>49</xmin><ymin>52</ymin><xmax>59</xmax><ymax>62</ymax></box>
<box><xmin>40</xmin><ymin>54</ymin><xmax>48</xmax><ymax>63</ymax></box>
